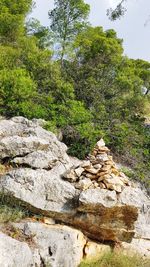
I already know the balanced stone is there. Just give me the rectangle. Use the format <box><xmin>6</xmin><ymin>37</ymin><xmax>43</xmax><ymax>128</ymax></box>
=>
<box><xmin>96</xmin><ymin>138</ymin><xmax>105</xmax><ymax>148</ymax></box>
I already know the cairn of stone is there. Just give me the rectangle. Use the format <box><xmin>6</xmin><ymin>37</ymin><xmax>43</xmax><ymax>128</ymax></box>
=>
<box><xmin>64</xmin><ymin>139</ymin><xmax>130</xmax><ymax>193</ymax></box>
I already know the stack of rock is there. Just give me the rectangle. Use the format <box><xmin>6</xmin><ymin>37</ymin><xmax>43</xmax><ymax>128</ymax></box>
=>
<box><xmin>63</xmin><ymin>139</ymin><xmax>130</xmax><ymax>193</ymax></box>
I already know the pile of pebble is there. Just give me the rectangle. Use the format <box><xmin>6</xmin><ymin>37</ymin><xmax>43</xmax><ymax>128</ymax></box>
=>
<box><xmin>63</xmin><ymin>139</ymin><xmax>131</xmax><ymax>193</ymax></box>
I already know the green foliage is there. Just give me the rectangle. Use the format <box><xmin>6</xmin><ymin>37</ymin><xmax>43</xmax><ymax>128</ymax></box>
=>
<box><xmin>0</xmin><ymin>68</ymin><xmax>43</xmax><ymax>118</ymax></box>
<box><xmin>43</xmin><ymin>121</ymin><xmax>58</xmax><ymax>135</ymax></box>
<box><xmin>120</xmin><ymin>166</ymin><xmax>134</xmax><ymax>179</ymax></box>
<box><xmin>63</xmin><ymin>122</ymin><xmax>102</xmax><ymax>159</ymax></box>
<box><xmin>79</xmin><ymin>251</ymin><xmax>150</xmax><ymax>267</ymax></box>
<box><xmin>0</xmin><ymin>0</ymin><xmax>32</xmax><ymax>43</ymax></box>
<box><xmin>0</xmin><ymin>0</ymin><xmax>33</xmax><ymax>15</ymax></box>
<box><xmin>0</xmin><ymin>45</ymin><xmax>21</xmax><ymax>70</ymax></box>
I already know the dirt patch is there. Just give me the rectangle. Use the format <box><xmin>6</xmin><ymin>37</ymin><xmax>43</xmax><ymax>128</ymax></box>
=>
<box><xmin>1</xmin><ymin>223</ymin><xmax>37</xmax><ymax>248</ymax></box>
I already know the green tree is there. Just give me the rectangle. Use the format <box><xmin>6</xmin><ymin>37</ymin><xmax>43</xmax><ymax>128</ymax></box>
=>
<box><xmin>70</xmin><ymin>26</ymin><xmax>123</xmax><ymax>109</ymax></box>
<box><xmin>107</xmin><ymin>0</ymin><xmax>127</xmax><ymax>21</ymax></box>
<box><xmin>0</xmin><ymin>68</ymin><xmax>46</xmax><ymax>118</ymax></box>
<box><xmin>49</xmin><ymin>0</ymin><xmax>90</xmax><ymax>64</ymax></box>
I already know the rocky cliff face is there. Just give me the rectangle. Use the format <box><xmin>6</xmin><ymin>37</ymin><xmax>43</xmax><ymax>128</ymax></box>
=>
<box><xmin>0</xmin><ymin>117</ymin><xmax>150</xmax><ymax>267</ymax></box>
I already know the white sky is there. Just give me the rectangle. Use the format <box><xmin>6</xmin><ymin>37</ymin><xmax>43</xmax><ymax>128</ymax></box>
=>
<box><xmin>32</xmin><ymin>0</ymin><xmax>150</xmax><ymax>62</ymax></box>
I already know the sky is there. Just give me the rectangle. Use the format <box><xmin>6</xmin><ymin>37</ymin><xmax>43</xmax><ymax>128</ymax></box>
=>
<box><xmin>31</xmin><ymin>0</ymin><xmax>150</xmax><ymax>62</ymax></box>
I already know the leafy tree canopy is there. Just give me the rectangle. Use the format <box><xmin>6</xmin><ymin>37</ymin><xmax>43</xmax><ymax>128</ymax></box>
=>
<box><xmin>0</xmin><ymin>0</ymin><xmax>32</xmax><ymax>43</ymax></box>
<box><xmin>49</xmin><ymin>0</ymin><xmax>90</xmax><ymax>63</ymax></box>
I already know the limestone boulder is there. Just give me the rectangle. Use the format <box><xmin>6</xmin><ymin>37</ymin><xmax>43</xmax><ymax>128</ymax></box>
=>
<box><xmin>0</xmin><ymin>116</ymin><xmax>71</xmax><ymax>169</ymax></box>
<box><xmin>13</xmin><ymin>222</ymin><xmax>86</xmax><ymax>267</ymax></box>
<box><xmin>0</xmin><ymin>167</ymin><xmax>139</xmax><ymax>243</ymax></box>
<box><xmin>0</xmin><ymin>165</ymin><xmax>77</xmax><ymax>215</ymax></box>
<box><xmin>119</xmin><ymin>186</ymin><xmax>150</xmax><ymax>240</ymax></box>
<box><xmin>0</xmin><ymin>136</ymin><xmax>50</xmax><ymax>159</ymax></box>
<box><xmin>0</xmin><ymin>232</ymin><xmax>33</xmax><ymax>267</ymax></box>
<box><xmin>73</xmin><ymin>189</ymin><xmax>138</xmax><ymax>242</ymax></box>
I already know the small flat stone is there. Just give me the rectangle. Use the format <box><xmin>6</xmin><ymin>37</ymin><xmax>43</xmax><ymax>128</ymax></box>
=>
<box><xmin>96</xmin><ymin>154</ymin><xmax>109</xmax><ymax>162</ymax></box>
<box><xmin>105</xmin><ymin>160</ymin><xmax>114</xmax><ymax>166</ymax></box>
<box><xmin>93</xmin><ymin>164</ymin><xmax>102</xmax><ymax>170</ymax></box>
<box><xmin>115</xmin><ymin>185</ymin><xmax>124</xmax><ymax>193</ymax></box>
<box><xmin>97</xmin><ymin>174</ymin><xmax>111</xmax><ymax>182</ymax></box>
<box><xmin>104</xmin><ymin>183</ymin><xmax>116</xmax><ymax>191</ymax></box>
<box><xmin>85</xmin><ymin>173</ymin><xmax>97</xmax><ymax>180</ymax></box>
<box><xmin>119</xmin><ymin>176</ymin><xmax>130</xmax><ymax>185</ymax></box>
<box><xmin>98</xmin><ymin>176</ymin><xmax>105</xmax><ymax>182</ymax></box>
<box><xmin>104</xmin><ymin>176</ymin><xmax>124</xmax><ymax>187</ymax></box>
<box><xmin>81</xmin><ymin>161</ymin><xmax>91</xmax><ymax>168</ymax></box>
<box><xmin>111</xmin><ymin>168</ymin><xmax>120</xmax><ymax>176</ymax></box>
<box><xmin>88</xmin><ymin>155</ymin><xmax>96</xmax><ymax>161</ymax></box>
<box><xmin>101</xmin><ymin>165</ymin><xmax>112</xmax><ymax>172</ymax></box>
<box><xmin>75</xmin><ymin>178</ymin><xmax>92</xmax><ymax>191</ymax></box>
<box><xmin>98</xmin><ymin>147</ymin><xmax>110</xmax><ymax>152</ymax></box>
<box><xmin>92</xmin><ymin>181</ymin><xmax>99</xmax><ymax>188</ymax></box>
<box><xmin>43</xmin><ymin>217</ymin><xmax>55</xmax><ymax>225</ymax></box>
<box><xmin>97</xmin><ymin>171</ymin><xmax>111</xmax><ymax>177</ymax></box>
<box><xmin>64</xmin><ymin>169</ymin><xmax>78</xmax><ymax>182</ymax></box>
<box><xmin>85</xmin><ymin>167</ymin><xmax>99</xmax><ymax>175</ymax></box>
<box><xmin>74</xmin><ymin>167</ymin><xmax>84</xmax><ymax>177</ymax></box>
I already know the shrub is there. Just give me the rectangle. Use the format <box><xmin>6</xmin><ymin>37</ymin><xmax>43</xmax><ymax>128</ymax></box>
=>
<box><xmin>0</xmin><ymin>205</ymin><xmax>27</xmax><ymax>223</ymax></box>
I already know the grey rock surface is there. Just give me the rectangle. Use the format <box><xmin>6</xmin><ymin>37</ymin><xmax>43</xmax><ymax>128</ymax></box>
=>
<box><xmin>12</xmin><ymin>151</ymin><xmax>60</xmax><ymax>170</ymax></box>
<box><xmin>0</xmin><ymin>116</ymin><xmax>71</xmax><ymax>169</ymax></box>
<box><xmin>0</xmin><ymin>166</ymin><xmax>138</xmax><ymax>242</ymax></box>
<box><xmin>79</xmin><ymin>189</ymin><xmax>117</xmax><ymax>208</ymax></box>
<box><xmin>0</xmin><ymin>136</ymin><xmax>50</xmax><ymax>159</ymax></box>
<box><xmin>122</xmin><ymin>238</ymin><xmax>150</xmax><ymax>258</ymax></box>
<box><xmin>13</xmin><ymin>222</ymin><xmax>86</xmax><ymax>267</ymax></box>
<box><xmin>119</xmin><ymin>186</ymin><xmax>150</xmax><ymax>240</ymax></box>
<box><xmin>0</xmin><ymin>165</ymin><xmax>77</xmax><ymax>214</ymax></box>
<box><xmin>0</xmin><ymin>232</ymin><xmax>33</xmax><ymax>267</ymax></box>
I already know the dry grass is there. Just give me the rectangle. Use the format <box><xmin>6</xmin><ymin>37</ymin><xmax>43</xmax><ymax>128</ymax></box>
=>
<box><xmin>79</xmin><ymin>251</ymin><xmax>150</xmax><ymax>267</ymax></box>
<box><xmin>0</xmin><ymin>205</ymin><xmax>27</xmax><ymax>223</ymax></box>
<box><xmin>0</xmin><ymin>163</ymin><xmax>12</xmax><ymax>176</ymax></box>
